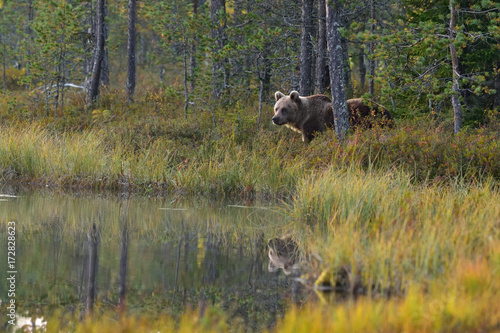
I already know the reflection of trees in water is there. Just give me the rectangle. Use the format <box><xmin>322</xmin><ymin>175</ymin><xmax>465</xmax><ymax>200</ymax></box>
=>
<box><xmin>118</xmin><ymin>200</ymin><xmax>129</xmax><ymax>313</ymax></box>
<box><xmin>153</xmin><ymin>227</ymin><xmax>304</xmax><ymax>330</ymax></box>
<box><xmin>85</xmin><ymin>222</ymin><xmax>100</xmax><ymax>318</ymax></box>
<box><xmin>11</xmin><ymin>192</ymin><xmax>303</xmax><ymax>331</ymax></box>
<box><xmin>202</xmin><ymin>230</ymin><xmax>221</xmax><ymax>286</ymax></box>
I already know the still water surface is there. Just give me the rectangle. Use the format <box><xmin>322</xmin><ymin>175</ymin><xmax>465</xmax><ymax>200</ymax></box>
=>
<box><xmin>0</xmin><ymin>189</ymin><xmax>306</xmax><ymax>331</ymax></box>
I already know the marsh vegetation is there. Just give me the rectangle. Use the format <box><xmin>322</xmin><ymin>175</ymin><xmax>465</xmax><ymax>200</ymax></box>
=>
<box><xmin>1</xmin><ymin>0</ymin><xmax>500</xmax><ymax>330</ymax></box>
<box><xmin>1</xmin><ymin>92</ymin><xmax>500</xmax><ymax>331</ymax></box>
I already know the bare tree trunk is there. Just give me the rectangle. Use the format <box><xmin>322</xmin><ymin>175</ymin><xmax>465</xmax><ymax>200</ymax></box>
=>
<box><xmin>190</xmin><ymin>0</ymin><xmax>199</xmax><ymax>92</ymax></box>
<box><xmin>299</xmin><ymin>0</ymin><xmax>314</xmax><ymax>96</ymax></box>
<box><xmin>211</xmin><ymin>0</ymin><xmax>226</xmax><ymax>98</ymax></box>
<box><xmin>449</xmin><ymin>0</ymin><xmax>462</xmax><ymax>134</ymax></box>
<box><xmin>232</xmin><ymin>0</ymin><xmax>244</xmax><ymax>81</ymax></box>
<box><xmin>100</xmin><ymin>1</ymin><xmax>109</xmax><ymax>87</ymax></box>
<box><xmin>83</xmin><ymin>1</ymin><xmax>94</xmax><ymax>88</ymax></box>
<box><xmin>326</xmin><ymin>0</ymin><xmax>350</xmax><ymax>141</ymax></box>
<box><xmin>316</xmin><ymin>0</ymin><xmax>329</xmax><ymax>94</ymax></box>
<box><xmin>26</xmin><ymin>0</ymin><xmax>34</xmax><ymax>89</ymax></box>
<box><xmin>368</xmin><ymin>0</ymin><xmax>375</xmax><ymax>96</ymax></box>
<box><xmin>126</xmin><ymin>0</ymin><xmax>137</xmax><ymax>101</ymax></box>
<box><xmin>257</xmin><ymin>45</ymin><xmax>271</xmax><ymax>130</ymax></box>
<box><xmin>183</xmin><ymin>34</ymin><xmax>189</xmax><ymax>119</ymax></box>
<box><xmin>86</xmin><ymin>0</ymin><xmax>106</xmax><ymax>105</ymax></box>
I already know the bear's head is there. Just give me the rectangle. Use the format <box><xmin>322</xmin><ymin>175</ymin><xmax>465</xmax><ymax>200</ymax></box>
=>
<box><xmin>272</xmin><ymin>91</ymin><xmax>300</xmax><ymax>126</ymax></box>
<box><xmin>267</xmin><ymin>237</ymin><xmax>300</xmax><ymax>275</ymax></box>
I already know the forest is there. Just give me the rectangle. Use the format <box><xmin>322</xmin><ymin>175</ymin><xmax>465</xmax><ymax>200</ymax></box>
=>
<box><xmin>1</xmin><ymin>0</ymin><xmax>500</xmax><ymax>332</ymax></box>
<box><xmin>0</xmin><ymin>0</ymin><xmax>498</xmax><ymax>126</ymax></box>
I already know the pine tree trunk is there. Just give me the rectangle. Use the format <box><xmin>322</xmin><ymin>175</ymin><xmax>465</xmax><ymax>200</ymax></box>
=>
<box><xmin>211</xmin><ymin>0</ymin><xmax>226</xmax><ymax>98</ymax></box>
<box><xmin>25</xmin><ymin>0</ymin><xmax>34</xmax><ymax>89</ymax></box>
<box><xmin>368</xmin><ymin>0</ymin><xmax>375</xmax><ymax>96</ymax></box>
<box><xmin>326</xmin><ymin>0</ymin><xmax>350</xmax><ymax>141</ymax></box>
<box><xmin>100</xmin><ymin>1</ymin><xmax>110</xmax><ymax>87</ymax></box>
<box><xmin>449</xmin><ymin>0</ymin><xmax>462</xmax><ymax>134</ymax></box>
<box><xmin>190</xmin><ymin>0</ymin><xmax>199</xmax><ymax>92</ymax></box>
<box><xmin>183</xmin><ymin>34</ymin><xmax>189</xmax><ymax>119</ymax></box>
<box><xmin>126</xmin><ymin>0</ymin><xmax>137</xmax><ymax>101</ymax></box>
<box><xmin>257</xmin><ymin>50</ymin><xmax>271</xmax><ymax>130</ymax></box>
<box><xmin>83</xmin><ymin>1</ymin><xmax>94</xmax><ymax>86</ymax></box>
<box><xmin>86</xmin><ymin>0</ymin><xmax>105</xmax><ymax>105</ymax></box>
<box><xmin>299</xmin><ymin>0</ymin><xmax>314</xmax><ymax>96</ymax></box>
<box><xmin>316</xmin><ymin>0</ymin><xmax>329</xmax><ymax>94</ymax></box>
<box><xmin>2</xmin><ymin>41</ymin><xmax>6</xmax><ymax>91</ymax></box>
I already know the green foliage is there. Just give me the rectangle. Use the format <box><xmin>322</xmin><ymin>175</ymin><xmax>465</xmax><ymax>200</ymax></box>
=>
<box><xmin>21</xmin><ymin>0</ymin><xmax>88</xmax><ymax>112</ymax></box>
<box><xmin>353</xmin><ymin>0</ymin><xmax>500</xmax><ymax>120</ymax></box>
<box><xmin>0</xmin><ymin>0</ymin><xmax>498</xmax><ymax>125</ymax></box>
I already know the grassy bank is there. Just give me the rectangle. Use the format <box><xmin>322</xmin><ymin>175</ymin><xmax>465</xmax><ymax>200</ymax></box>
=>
<box><xmin>0</xmin><ymin>121</ymin><xmax>305</xmax><ymax>198</ymax></box>
<box><xmin>1</xmin><ymin>116</ymin><xmax>500</xmax><ymax>198</ymax></box>
<box><xmin>292</xmin><ymin>166</ymin><xmax>500</xmax><ymax>288</ymax></box>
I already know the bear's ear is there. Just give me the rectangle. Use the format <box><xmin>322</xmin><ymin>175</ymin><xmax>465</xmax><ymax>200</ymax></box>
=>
<box><xmin>275</xmin><ymin>91</ymin><xmax>285</xmax><ymax>101</ymax></box>
<box><xmin>289</xmin><ymin>91</ymin><xmax>300</xmax><ymax>102</ymax></box>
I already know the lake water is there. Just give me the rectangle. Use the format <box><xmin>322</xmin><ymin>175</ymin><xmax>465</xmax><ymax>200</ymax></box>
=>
<box><xmin>0</xmin><ymin>189</ymin><xmax>308</xmax><ymax>331</ymax></box>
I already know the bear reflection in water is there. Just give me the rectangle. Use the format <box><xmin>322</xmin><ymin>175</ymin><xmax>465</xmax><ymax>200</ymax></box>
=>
<box><xmin>267</xmin><ymin>237</ymin><xmax>300</xmax><ymax>275</ymax></box>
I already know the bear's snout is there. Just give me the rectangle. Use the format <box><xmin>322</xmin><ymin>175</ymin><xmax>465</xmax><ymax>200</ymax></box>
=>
<box><xmin>272</xmin><ymin>116</ymin><xmax>282</xmax><ymax>125</ymax></box>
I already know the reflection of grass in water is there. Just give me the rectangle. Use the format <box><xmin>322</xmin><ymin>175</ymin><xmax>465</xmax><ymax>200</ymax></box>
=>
<box><xmin>43</xmin><ymin>262</ymin><xmax>500</xmax><ymax>333</ymax></box>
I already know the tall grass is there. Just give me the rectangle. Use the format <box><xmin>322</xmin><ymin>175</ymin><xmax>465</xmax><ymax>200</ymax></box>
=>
<box><xmin>0</xmin><ymin>123</ymin><xmax>304</xmax><ymax>197</ymax></box>
<box><xmin>0</xmin><ymin>124</ymin><xmax>125</xmax><ymax>187</ymax></box>
<box><xmin>2</xmin><ymin>117</ymin><xmax>499</xmax><ymax>199</ymax></box>
<box><xmin>291</xmin><ymin>166</ymin><xmax>500</xmax><ymax>295</ymax></box>
<box><xmin>274</xmin><ymin>266</ymin><xmax>500</xmax><ymax>332</ymax></box>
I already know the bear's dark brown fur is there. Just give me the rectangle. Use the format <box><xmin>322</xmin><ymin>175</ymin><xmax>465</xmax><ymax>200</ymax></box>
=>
<box><xmin>346</xmin><ymin>98</ymin><xmax>394</xmax><ymax>130</ymax></box>
<box><xmin>267</xmin><ymin>236</ymin><xmax>300</xmax><ymax>276</ymax></box>
<box><xmin>272</xmin><ymin>91</ymin><xmax>394</xmax><ymax>142</ymax></box>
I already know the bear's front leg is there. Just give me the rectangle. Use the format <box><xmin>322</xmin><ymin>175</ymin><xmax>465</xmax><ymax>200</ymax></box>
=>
<box><xmin>302</xmin><ymin>118</ymin><xmax>322</xmax><ymax>143</ymax></box>
<box><xmin>302</xmin><ymin>132</ymin><xmax>314</xmax><ymax>143</ymax></box>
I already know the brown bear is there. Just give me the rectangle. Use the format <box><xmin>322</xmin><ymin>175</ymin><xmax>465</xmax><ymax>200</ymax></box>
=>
<box><xmin>267</xmin><ymin>236</ymin><xmax>300</xmax><ymax>276</ymax></box>
<box><xmin>272</xmin><ymin>91</ymin><xmax>394</xmax><ymax>142</ymax></box>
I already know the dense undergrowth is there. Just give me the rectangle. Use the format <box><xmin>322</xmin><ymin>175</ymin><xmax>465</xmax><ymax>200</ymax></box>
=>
<box><xmin>1</xmin><ymin>88</ymin><xmax>500</xmax><ymax>198</ymax></box>
<box><xmin>2</xmin><ymin>89</ymin><xmax>500</xmax><ymax>332</ymax></box>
